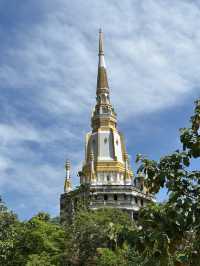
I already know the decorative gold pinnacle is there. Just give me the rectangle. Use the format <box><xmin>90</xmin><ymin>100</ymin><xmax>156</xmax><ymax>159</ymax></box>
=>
<box><xmin>97</xmin><ymin>29</ymin><xmax>109</xmax><ymax>89</ymax></box>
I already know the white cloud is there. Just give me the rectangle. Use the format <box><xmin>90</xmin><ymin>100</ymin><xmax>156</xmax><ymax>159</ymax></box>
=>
<box><xmin>1</xmin><ymin>1</ymin><xmax>199</xmax><ymax>118</ymax></box>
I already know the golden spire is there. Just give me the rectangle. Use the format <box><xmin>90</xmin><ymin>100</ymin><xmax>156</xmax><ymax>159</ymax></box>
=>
<box><xmin>91</xmin><ymin>29</ymin><xmax>117</xmax><ymax>131</ymax></box>
<box><xmin>97</xmin><ymin>29</ymin><xmax>109</xmax><ymax>89</ymax></box>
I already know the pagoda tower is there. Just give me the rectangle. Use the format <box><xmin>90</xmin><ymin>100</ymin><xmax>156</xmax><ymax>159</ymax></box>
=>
<box><xmin>80</xmin><ymin>29</ymin><xmax>133</xmax><ymax>187</ymax></box>
<box><xmin>60</xmin><ymin>30</ymin><xmax>153</xmax><ymax>223</ymax></box>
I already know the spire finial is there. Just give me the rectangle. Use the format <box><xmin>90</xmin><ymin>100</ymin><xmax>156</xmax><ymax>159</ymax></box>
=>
<box><xmin>97</xmin><ymin>29</ymin><xmax>106</xmax><ymax>70</ymax></box>
<box><xmin>99</xmin><ymin>28</ymin><xmax>104</xmax><ymax>56</ymax></box>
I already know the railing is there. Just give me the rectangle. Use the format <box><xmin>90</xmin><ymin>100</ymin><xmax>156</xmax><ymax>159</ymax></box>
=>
<box><xmin>90</xmin><ymin>200</ymin><xmax>140</xmax><ymax>210</ymax></box>
<box><xmin>90</xmin><ymin>185</ymin><xmax>153</xmax><ymax>200</ymax></box>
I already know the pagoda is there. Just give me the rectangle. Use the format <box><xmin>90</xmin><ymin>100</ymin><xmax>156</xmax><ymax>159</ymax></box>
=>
<box><xmin>60</xmin><ymin>30</ymin><xmax>153</xmax><ymax>223</ymax></box>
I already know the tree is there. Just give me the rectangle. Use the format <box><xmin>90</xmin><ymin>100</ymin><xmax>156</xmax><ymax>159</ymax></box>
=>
<box><xmin>26</xmin><ymin>252</ymin><xmax>55</xmax><ymax>266</ymax></box>
<box><xmin>64</xmin><ymin>208</ymin><xmax>134</xmax><ymax>265</ymax></box>
<box><xmin>0</xmin><ymin>209</ymin><xmax>66</xmax><ymax>266</ymax></box>
<box><xmin>14</xmin><ymin>212</ymin><xmax>65</xmax><ymax>266</ymax></box>
<box><xmin>0</xmin><ymin>197</ymin><xmax>20</xmax><ymax>266</ymax></box>
<box><xmin>129</xmin><ymin>99</ymin><xmax>200</xmax><ymax>265</ymax></box>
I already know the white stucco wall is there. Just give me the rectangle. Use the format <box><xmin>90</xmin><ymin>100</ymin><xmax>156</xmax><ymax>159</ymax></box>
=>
<box><xmin>86</xmin><ymin>129</ymin><xmax>124</xmax><ymax>163</ymax></box>
<box><xmin>98</xmin><ymin>130</ymin><xmax>114</xmax><ymax>160</ymax></box>
<box><xmin>113</xmin><ymin>131</ymin><xmax>123</xmax><ymax>163</ymax></box>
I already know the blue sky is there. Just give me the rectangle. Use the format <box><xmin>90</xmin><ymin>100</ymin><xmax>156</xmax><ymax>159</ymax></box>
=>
<box><xmin>0</xmin><ymin>0</ymin><xmax>199</xmax><ymax>220</ymax></box>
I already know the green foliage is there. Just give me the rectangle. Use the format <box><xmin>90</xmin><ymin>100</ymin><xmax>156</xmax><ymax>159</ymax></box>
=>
<box><xmin>15</xmin><ymin>212</ymin><xmax>65</xmax><ymax>265</ymax></box>
<box><xmin>96</xmin><ymin>247</ymin><xmax>127</xmax><ymax>266</ymax></box>
<box><xmin>96</xmin><ymin>245</ymin><xmax>146</xmax><ymax>266</ymax></box>
<box><xmin>26</xmin><ymin>252</ymin><xmax>55</xmax><ymax>266</ymax></box>
<box><xmin>180</xmin><ymin>99</ymin><xmax>200</xmax><ymax>158</ymax></box>
<box><xmin>0</xmin><ymin>208</ymin><xmax>19</xmax><ymax>266</ymax></box>
<box><xmin>64</xmin><ymin>208</ymin><xmax>134</xmax><ymax>265</ymax></box>
<box><xmin>0</xmin><ymin>207</ymin><xmax>65</xmax><ymax>266</ymax></box>
<box><xmin>132</xmin><ymin>99</ymin><xmax>200</xmax><ymax>265</ymax></box>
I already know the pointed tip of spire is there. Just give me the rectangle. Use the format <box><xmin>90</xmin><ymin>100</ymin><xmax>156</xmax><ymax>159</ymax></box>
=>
<box><xmin>65</xmin><ymin>160</ymin><xmax>70</xmax><ymax>170</ymax></box>
<box><xmin>99</xmin><ymin>28</ymin><xmax>104</xmax><ymax>56</ymax></box>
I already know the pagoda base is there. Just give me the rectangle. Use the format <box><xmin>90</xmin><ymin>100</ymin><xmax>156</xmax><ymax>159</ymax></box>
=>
<box><xmin>60</xmin><ymin>184</ymin><xmax>153</xmax><ymax>224</ymax></box>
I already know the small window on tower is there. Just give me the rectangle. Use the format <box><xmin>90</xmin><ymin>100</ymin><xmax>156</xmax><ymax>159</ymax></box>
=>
<box><xmin>116</xmin><ymin>139</ymin><xmax>119</xmax><ymax>145</ymax></box>
<box><xmin>135</xmin><ymin>197</ymin><xmax>138</xmax><ymax>204</ymax></box>
<box><xmin>104</xmin><ymin>194</ymin><xmax>108</xmax><ymax>201</ymax></box>
<box><xmin>107</xmin><ymin>175</ymin><xmax>110</xmax><ymax>182</ymax></box>
<box><xmin>141</xmin><ymin>199</ymin><xmax>144</xmax><ymax>206</ymax></box>
<box><xmin>102</xmin><ymin>107</ymin><xmax>107</xmax><ymax>113</ymax></box>
<box><xmin>104</xmin><ymin>137</ymin><xmax>108</xmax><ymax>144</ymax></box>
